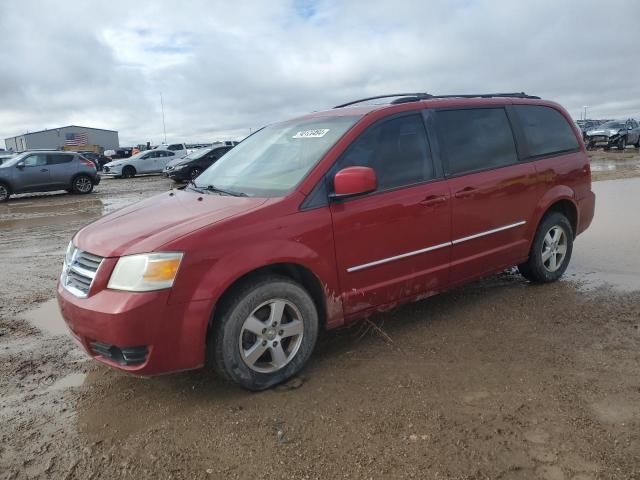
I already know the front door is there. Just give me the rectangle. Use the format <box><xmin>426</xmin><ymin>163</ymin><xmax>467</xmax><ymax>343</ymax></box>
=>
<box><xmin>18</xmin><ymin>153</ymin><xmax>51</xmax><ymax>191</ymax></box>
<box><xmin>330</xmin><ymin>113</ymin><xmax>452</xmax><ymax>317</ymax></box>
<box><xmin>137</xmin><ymin>152</ymin><xmax>157</xmax><ymax>173</ymax></box>
<box><xmin>434</xmin><ymin>107</ymin><xmax>537</xmax><ymax>286</ymax></box>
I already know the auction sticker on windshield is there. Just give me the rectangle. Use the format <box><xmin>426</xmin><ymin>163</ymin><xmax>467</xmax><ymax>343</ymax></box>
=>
<box><xmin>293</xmin><ymin>129</ymin><xmax>330</xmax><ymax>138</ymax></box>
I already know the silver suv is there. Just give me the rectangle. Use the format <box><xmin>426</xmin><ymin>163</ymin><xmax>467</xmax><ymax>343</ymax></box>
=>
<box><xmin>0</xmin><ymin>151</ymin><xmax>100</xmax><ymax>202</ymax></box>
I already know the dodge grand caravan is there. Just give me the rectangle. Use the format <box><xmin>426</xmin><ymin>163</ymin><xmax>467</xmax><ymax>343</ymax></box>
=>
<box><xmin>57</xmin><ymin>92</ymin><xmax>595</xmax><ymax>390</ymax></box>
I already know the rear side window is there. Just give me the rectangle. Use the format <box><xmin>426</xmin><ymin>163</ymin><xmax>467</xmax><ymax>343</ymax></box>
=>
<box><xmin>437</xmin><ymin>108</ymin><xmax>518</xmax><ymax>176</ymax></box>
<box><xmin>47</xmin><ymin>154</ymin><xmax>73</xmax><ymax>165</ymax></box>
<box><xmin>513</xmin><ymin>105</ymin><xmax>579</xmax><ymax>157</ymax></box>
<box><xmin>337</xmin><ymin>114</ymin><xmax>434</xmax><ymax>191</ymax></box>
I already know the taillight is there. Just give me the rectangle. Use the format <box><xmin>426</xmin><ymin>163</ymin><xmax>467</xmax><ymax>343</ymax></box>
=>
<box><xmin>80</xmin><ymin>157</ymin><xmax>96</xmax><ymax>169</ymax></box>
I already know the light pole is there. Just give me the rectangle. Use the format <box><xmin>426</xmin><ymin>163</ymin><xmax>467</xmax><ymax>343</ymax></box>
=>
<box><xmin>583</xmin><ymin>105</ymin><xmax>589</xmax><ymax>121</ymax></box>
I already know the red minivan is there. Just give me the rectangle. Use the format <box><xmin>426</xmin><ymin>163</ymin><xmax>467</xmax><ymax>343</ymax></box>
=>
<box><xmin>57</xmin><ymin>93</ymin><xmax>595</xmax><ymax>390</ymax></box>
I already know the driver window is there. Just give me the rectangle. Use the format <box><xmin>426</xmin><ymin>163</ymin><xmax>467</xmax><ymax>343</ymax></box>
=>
<box><xmin>23</xmin><ymin>154</ymin><xmax>47</xmax><ymax>167</ymax></box>
<box><xmin>335</xmin><ymin>114</ymin><xmax>434</xmax><ymax>191</ymax></box>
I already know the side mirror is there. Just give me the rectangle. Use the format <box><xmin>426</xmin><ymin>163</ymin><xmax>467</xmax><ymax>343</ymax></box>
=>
<box><xmin>332</xmin><ymin>166</ymin><xmax>377</xmax><ymax>199</ymax></box>
<box><xmin>16</xmin><ymin>161</ymin><xmax>25</xmax><ymax>169</ymax></box>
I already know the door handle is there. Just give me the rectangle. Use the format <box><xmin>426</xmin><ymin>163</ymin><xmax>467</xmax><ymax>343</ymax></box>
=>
<box><xmin>40</xmin><ymin>168</ymin><xmax>49</xmax><ymax>172</ymax></box>
<box><xmin>420</xmin><ymin>195</ymin><xmax>447</xmax><ymax>207</ymax></box>
<box><xmin>454</xmin><ymin>186</ymin><xmax>476</xmax><ymax>199</ymax></box>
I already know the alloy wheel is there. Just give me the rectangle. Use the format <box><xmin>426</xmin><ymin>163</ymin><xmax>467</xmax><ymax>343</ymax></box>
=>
<box><xmin>0</xmin><ymin>184</ymin><xmax>8</xmax><ymax>201</ymax></box>
<box><xmin>75</xmin><ymin>176</ymin><xmax>92</xmax><ymax>193</ymax></box>
<box><xmin>541</xmin><ymin>226</ymin><xmax>568</xmax><ymax>273</ymax></box>
<box><xmin>238</xmin><ymin>299</ymin><xmax>304</xmax><ymax>373</ymax></box>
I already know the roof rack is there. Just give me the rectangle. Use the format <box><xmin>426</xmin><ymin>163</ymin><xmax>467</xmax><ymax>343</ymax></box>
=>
<box><xmin>333</xmin><ymin>92</ymin><xmax>539</xmax><ymax>108</ymax></box>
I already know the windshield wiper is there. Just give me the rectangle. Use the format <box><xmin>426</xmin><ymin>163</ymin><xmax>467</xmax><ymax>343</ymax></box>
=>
<box><xmin>192</xmin><ymin>182</ymin><xmax>248</xmax><ymax>197</ymax></box>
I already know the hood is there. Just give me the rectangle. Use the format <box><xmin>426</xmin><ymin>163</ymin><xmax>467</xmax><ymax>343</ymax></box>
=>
<box><xmin>74</xmin><ymin>189</ymin><xmax>268</xmax><ymax>257</ymax></box>
<box><xmin>587</xmin><ymin>128</ymin><xmax>619</xmax><ymax>136</ymax></box>
<box><xmin>165</xmin><ymin>157</ymin><xmax>187</xmax><ymax>168</ymax></box>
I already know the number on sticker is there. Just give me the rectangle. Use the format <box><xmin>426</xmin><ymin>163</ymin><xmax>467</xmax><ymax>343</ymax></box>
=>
<box><xmin>292</xmin><ymin>129</ymin><xmax>330</xmax><ymax>138</ymax></box>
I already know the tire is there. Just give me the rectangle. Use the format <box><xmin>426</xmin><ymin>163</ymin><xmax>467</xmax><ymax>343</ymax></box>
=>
<box><xmin>618</xmin><ymin>137</ymin><xmax>627</xmax><ymax>150</ymax></box>
<box><xmin>189</xmin><ymin>167</ymin><xmax>202</xmax><ymax>180</ymax></box>
<box><xmin>210</xmin><ymin>275</ymin><xmax>319</xmax><ymax>391</ymax></box>
<box><xmin>122</xmin><ymin>166</ymin><xmax>136</xmax><ymax>178</ymax></box>
<box><xmin>518</xmin><ymin>212</ymin><xmax>573</xmax><ymax>283</ymax></box>
<box><xmin>0</xmin><ymin>182</ymin><xmax>10</xmax><ymax>202</ymax></box>
<box><xmin>71</xmin><ymin>174</ymin><xmax>94</xmax><ymax>194</ymax></box>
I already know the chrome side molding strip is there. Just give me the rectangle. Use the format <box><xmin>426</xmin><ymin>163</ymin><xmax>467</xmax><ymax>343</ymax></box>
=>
<box><xmin>347</xmin><ymin>220</ymin><xmax>526</xmax><ymax>273</ymax></box>
<box><xmin>346</xmin><ymin>242</ymin><xmax>451</xmax><ymax>273</ymax></box>
<box><xmin>451</xmin><ymin>221</ymin><xmax>526</xmax><ymax>245</ymax></box>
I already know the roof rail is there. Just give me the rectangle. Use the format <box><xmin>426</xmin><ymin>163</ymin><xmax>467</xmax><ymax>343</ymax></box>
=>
<box><xmin>334</xmin><ymin>93</ymin><xmax>432</xmax><ymax>108</ymax></box>
<box><xmin>333</xmin><ymin>92</ymin><xmax>539</xmax><ymax>108</ymax></box>
<box><xmin>430</xmin><ymin>92</ymin><xmax>540</xmax><ymax>100</ymax></box>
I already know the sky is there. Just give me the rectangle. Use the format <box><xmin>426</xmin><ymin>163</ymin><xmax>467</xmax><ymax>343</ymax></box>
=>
<box><xmin>1</xmin><ymin>0</ymin><xmax>639</xmax><ymax>147</ymax></box>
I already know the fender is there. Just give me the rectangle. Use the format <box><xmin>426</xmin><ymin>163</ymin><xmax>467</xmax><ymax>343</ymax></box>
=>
<box><xmin>169</xmin><ymin>238</ymin><xmax>345</xmax><ymax>327</ymax></box>
<box><xmin>528</xmin><ymin>184</ymin><xmax>578</xmax><ymax>242</ymax></box>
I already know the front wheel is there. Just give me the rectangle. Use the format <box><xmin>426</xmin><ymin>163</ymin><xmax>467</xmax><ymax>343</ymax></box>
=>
<box><xmin>518</xmin><ymin>212</ymin><xmax>573</xmax><ymax>283</ymax></box>
<box><xmin>122</xmin><ymin>166</ymin><xmax>136</xmax><ymax>178</ymax></box>
<box><xmin>210</xmin><ymin>276</ymin><xmax>318</xmax><ymax>390</ymax></box>
<box><xmin>618</xmin><ymin>137</ymin><xmax>627</xmax><ymax>150</ymax></box>
<box><xmin>0</xmin><ymin>182</ymin><xmax>10</xmax><ymax>202</ymax></box>
<box><xmin>72</xmin><ymin>174</ymin><xmax>94</xmax><ymax>194</ymax></box>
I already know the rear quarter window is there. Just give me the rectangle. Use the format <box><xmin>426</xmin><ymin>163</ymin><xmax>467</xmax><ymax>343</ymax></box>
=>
<box><xmin>513</xmin><ymin>105</ymin><xmax>579</xmax><ymax>158</ymax></box>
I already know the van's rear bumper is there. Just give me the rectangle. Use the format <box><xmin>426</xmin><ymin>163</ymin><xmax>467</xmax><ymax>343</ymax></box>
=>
<box><xmin>56</xmin><ymin>282</ymin><xmax>212</xmax><ymax>375</ymax></box>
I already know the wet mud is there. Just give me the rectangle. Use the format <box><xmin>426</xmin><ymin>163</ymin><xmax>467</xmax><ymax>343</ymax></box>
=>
<box><xmin>1</xmin><ymin>173</ymin><xmax>639</xmax><ymax>479</ymax></box>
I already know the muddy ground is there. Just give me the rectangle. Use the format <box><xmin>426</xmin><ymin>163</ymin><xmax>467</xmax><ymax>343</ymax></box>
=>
<box><xmin>1</xmin><ymin>151</ymin><xmax>639</xmax><ymax>480</ymax></box>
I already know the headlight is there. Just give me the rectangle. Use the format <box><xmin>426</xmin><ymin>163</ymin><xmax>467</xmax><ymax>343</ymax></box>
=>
<box><xmin>64</xmin><ymin>241</ymin><xmax>74</xmax><ymax>266</ymax></box>
<box><xmin>107</xmin><ymin>252</ymin><xmax>183</xmax><ymax>292</ymax></box>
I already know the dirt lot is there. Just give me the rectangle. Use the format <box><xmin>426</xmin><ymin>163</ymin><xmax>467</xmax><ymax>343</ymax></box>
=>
<box><xmin>1</xmin><ymin>153</ymin><xmax>639</xmax><ymax>479</ymax></box>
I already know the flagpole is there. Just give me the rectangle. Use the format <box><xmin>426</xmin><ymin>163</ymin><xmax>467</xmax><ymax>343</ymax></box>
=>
<box><xmin>160</xmin><ymin>92</ymin><xmax>167</xmax><ymax>144</ymax></box>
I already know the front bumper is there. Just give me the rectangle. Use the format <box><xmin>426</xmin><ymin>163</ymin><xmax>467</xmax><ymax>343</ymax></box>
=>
<box><xmin>102</xmin><ymin>165</ymin><xmax>122</xmax><ymax>176</ymax></box>
<box><xmin>163</xmin><ymin>168</ymin><xmax>189</xmax><ymax>181</ymax></box>
<box><xmin>56</xmin><ymin>282</ymin><xmax>212</xmax><ymax>375</ymax></box>
<box><xmin>586</xmin><ymin>135</ymin><xmax>616</xmax><ymax>146</ymax></box>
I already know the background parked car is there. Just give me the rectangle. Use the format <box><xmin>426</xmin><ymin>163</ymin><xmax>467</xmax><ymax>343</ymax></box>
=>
<box><xmin>110</xmin><ymin>147</ymin><xmax>135</xmax><ymax>159</ymax></box>
<box><xmin>0</xmin><ymin>152</ymin><xmax>15</xmax><ymax>165</ymax></box>
<box><xmin>154</xmin><ymin>143</ymin><xmax>189</xmax><ymax>158</ymax></box>
<box><xmin>585</xmin><ymin>119</ymin><xmax>640</xmax><ymax>150</ymax></box>
<box><xmin>0</xmin><ymin>151</ymin><xmax>100</xmax><ymax>202</ymax></box>
<box><xmin>102</xmin><ymin>149</ymin><xmax>176</xmax><ymax>178</ymax></box>
<box><xmin>163</xmin><ymin>144</ymin><xmax>234</xmax><ymax>182</ymax></box>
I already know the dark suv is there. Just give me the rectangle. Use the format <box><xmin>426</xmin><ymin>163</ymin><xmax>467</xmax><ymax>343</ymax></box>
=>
<box><xmin>58</xmin><ymin>92</ymin><xmax>594</xmax><ymax>390</ymax></box>
<box><xmin>162</xmin><ymin>145</ymin><xmax>234</xmax><ymax>182</ymax></box>
<box><xmin>0</xmin><ymin>151</ymin><xmax>100</xmax><ymax>202</ymax></box>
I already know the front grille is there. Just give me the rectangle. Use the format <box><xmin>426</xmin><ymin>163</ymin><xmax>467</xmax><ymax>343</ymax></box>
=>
<box><xmin>90</xmin><ymin>342</ymin><xmax>149</xmax><ymax>366</ymax></box>
<box><xmin>61</xmin><ymin>247</ymin><xmax>104</xmax><ymax>298</ymax></box>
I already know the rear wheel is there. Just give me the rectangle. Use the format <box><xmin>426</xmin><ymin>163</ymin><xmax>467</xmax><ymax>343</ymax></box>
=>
<box><xmin>518</xmin><ymin>212</ymin><xmax>573</xmax><ymax>283</ymax></box>
<box><xmin>72</xmin><ymin>174</ymin><xmax>94</xmax><ymax>194</ymax></box>
<box><xmin>210</xmin><ymin>276</ymin><xmax>318</xmax><ymax>390</ymax></box>
<box><xmin>0</xmin><ymin>182</ymin><xmax>10</xmax><ymax>202</ymax></box>
<box><xmin>122</xmin><ymin>166</ymin><xmax>136</xmax><ymax>178</ymax></box>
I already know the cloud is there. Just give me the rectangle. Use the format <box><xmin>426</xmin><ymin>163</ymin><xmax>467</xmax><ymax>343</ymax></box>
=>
<box><xmin>1</xmin><ymin>0</ymin><xmax>639</xmax><ymax>147</ymax></box>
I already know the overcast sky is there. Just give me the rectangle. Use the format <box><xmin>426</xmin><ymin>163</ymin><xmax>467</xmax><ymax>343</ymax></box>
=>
<box><xmin>1</xmin><ymin>0</ymin><xmax>639</xmax><ymax>146</ymax></box>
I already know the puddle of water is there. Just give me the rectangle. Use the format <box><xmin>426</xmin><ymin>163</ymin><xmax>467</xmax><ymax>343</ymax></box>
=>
<box><xmin>568</xmin><ymin>177</ymin><xmax>640</xmax><ymax>292</ymax></box>
<box><xmin>48</xmin><ymin>372</ymin><xmax>87</xmax><ymax>391</ymax></box>
<box><xmin>21</xmin><ymin>298</ymin><xmax>68</xmax><ymax>336</ymax></box>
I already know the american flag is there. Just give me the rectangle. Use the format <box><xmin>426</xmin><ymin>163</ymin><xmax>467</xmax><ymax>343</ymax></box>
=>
<box><xmin>65</xmin><ymin>132</ymin><xmax>89</xmax><ymax>146</ymax></box>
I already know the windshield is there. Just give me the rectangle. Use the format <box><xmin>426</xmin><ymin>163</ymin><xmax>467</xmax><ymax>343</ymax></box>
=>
<box><xmin>194</xmin><ymin>115</ymin><xmax>361</xmax><ymax>197</ymax></box>
<box><xmin>181</xmin><ymin>147</ymin><xmax>213</xmax><ymax>162</ymax></box>
<box><xmin>599</xmin><ymin>122</ymin><xmax>625</xmax><ymax>130</ymax></box>
<box><xmin>0</xmin><ymin>152</ymin><xmax>28</xmax><ymax>167</ymax></box>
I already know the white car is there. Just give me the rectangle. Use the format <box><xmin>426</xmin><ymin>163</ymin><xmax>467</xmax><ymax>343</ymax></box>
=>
<box><xmin>102</xmin><ymin>149</ymin><xmax>177</xmax><ymax>178</ymax></box>
<box><xmin>154</xmin><ymin>143</ymin><xmax>189</xmax><ymax>158</ymax></box>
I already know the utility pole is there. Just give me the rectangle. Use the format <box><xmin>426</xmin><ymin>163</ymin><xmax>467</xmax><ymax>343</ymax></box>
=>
<box><xmin>583</xmin><ymin>105</ymin><xmax>589</xmax><ymax>121</ymax></box>
<box><xmin>161</xmin><ymin>92</ymin><xmax>167</xmax><ymax>144</ymax></box>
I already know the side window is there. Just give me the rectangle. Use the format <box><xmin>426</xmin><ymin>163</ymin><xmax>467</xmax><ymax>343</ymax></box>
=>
<box><xmin>513</xmin><ymin>105</ymin><xmax>579</xmax><ymax>158</ymax></box>
<box><xmin>166</xmin><ymin>151</ymin><xmax>174</xmax><ymax>157</ymax></box>
<box><xmin>436</xmin><ymin>108</ymin><xmax>518</xmax><ymax>176</ymax></box>
<box><xmin>23</xmin><ymin>154</ymin><xmax>47</xmax><ymax>167</ymax></box>
<box><xmin>336</xmin><ymin>114</ymin><xmax>434</xmax><ymax>191</ymax></box>
<box><xmin>141</xmin><ymin>153</ymin><xmax>153</xmax><ymax>159</ymax></box>
<box><xmin>47</xmin><ymin>154</ymin><xmax>73</xmax><ymax>165</ymax></box>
